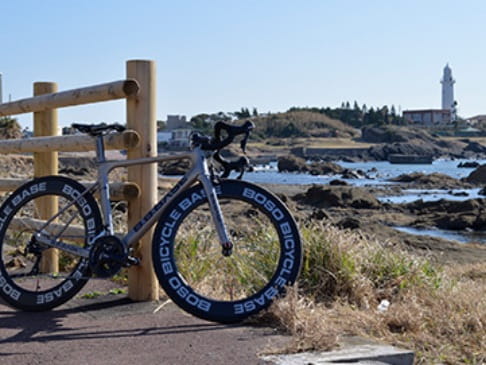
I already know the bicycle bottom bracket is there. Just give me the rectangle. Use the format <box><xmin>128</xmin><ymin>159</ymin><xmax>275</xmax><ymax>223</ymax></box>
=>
<box><xmin>89</xmin><ymin>235</ymin><xmax>127</xmax><ymax>278</ymax></box>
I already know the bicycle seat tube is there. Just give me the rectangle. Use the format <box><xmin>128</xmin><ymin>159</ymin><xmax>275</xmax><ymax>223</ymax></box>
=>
<box><xmin>95</xmin><ymin>134</ymin><xmax>115</xmax><ymax>235</ymax></box>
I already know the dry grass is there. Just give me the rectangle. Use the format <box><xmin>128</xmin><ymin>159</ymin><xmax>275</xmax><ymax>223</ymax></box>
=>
<box><xmin>259</xmin><ymin>223</ymin><xmax>486</xmax><ymax>364</ymax></box>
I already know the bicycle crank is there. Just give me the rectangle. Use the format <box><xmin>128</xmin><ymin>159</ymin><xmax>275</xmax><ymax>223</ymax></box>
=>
<box><xmin>89</xmin><ymin>235</ymin><xmax>131</xmax><ymax>278</ymax></box>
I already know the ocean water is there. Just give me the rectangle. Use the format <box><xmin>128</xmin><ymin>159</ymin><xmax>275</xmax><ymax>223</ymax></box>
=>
<box><xmin>241</xmin><ymin>158</ymin><xmax>486</xmax><ymax>190</ymax></box>
<box><xmin>242</xmin><ymin>158</ymin><xmax>486</xmax><ymax>245</ymax></box>
<box><xmin>164</xmin><ymin>158</ymin><xmax>486</xmax><ymax>244</ymax></box>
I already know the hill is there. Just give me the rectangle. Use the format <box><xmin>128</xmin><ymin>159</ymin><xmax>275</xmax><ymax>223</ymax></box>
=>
<box><xmin>251</xmin><ymin>111</ymin><xmax>360</xmax><ymax>140</ymax></box>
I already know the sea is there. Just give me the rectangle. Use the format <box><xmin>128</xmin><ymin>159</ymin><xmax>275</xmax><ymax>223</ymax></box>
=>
<box><xmin>231</xmin><ymin>158</ymin><xmax>486</xmax><ymax>244</ymax></box>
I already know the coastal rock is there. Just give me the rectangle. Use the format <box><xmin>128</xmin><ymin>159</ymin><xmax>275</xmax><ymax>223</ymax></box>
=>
<box><xmin>159</xmin><ymin>159</ymin><xmax>190</xmax><ymax>175</ymax></box>
<box><xmin>390</xmin><ymin>172</ymin><xmax>465</xmax><ymax>188</ymax></box>
<box><xmin>457</xmin><ymin>161</ymin><xmax>480</xmax><ymax>168</ymax></box>
<box><xmin>406</xmin><ymin>198</ymin><xmax>486</xmax><ymax>231</ymax></box>
<box><xmin>294</xmin><ymin>185</ymin><xmax>381</xmax><ymax>209</ymax></box>
<box><xmin>277</xmin><ymin>155</ymin><xmax>307</xmax><ymax>172</ymax></box>
<box><xmin>361</xmin><ymin>125</ymin><xmax>469</xmax><ymax>160</ymax></box>
<box><xmin>277</xmin><ymin>156</ymin><xmax>345</xmax><ymax>175</ymax></box>
<box><xmin>464</xmin><ymin>141</ymin><xmax>486</xmax><ymax>154</ymax></box>
<box><xmin>465</xmin><ymin>164</ymin><xmax>486</xmax><ymax>184</ymax></box>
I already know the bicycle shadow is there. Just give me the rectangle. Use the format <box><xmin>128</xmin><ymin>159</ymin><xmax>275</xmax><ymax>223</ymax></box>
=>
<box><xmin>0</xmin><ymin>296</ymin><xmax>231</xmax><ymax>347</ymax></box>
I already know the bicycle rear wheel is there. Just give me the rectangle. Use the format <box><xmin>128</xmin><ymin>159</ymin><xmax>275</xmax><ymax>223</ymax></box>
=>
<box><xmin>152</xmin><ymin>180</ymin><xmax>302</xmax><ymax>323</ymax></box>
<box><xmin>0</xmin><ymin>176</ymin><xmax>102</xmax><ymax>311</ymax></box>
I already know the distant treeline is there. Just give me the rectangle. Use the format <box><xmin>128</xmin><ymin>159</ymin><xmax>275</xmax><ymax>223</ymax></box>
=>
<box><xmin>288</xmin><ymin>102</ymin><xmax>406</xmax><ymax>128</ymax></box>
<box><xmin>188</xmin><ymin>103</ymin><xmax>406</xmax><ymax>139</ymax></box>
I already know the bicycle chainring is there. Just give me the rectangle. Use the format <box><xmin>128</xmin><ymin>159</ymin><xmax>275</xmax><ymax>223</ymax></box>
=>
<box><xmin>89</xmin><ymin>235</ymin><xmax>127</xmax><ymax>278</ymax></box>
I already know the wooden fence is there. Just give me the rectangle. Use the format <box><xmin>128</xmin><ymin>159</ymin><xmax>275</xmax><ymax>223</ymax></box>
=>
<box><xmin>0</xmin><ymin>60</ymin><xmax>158</xmax><ymax>301</ymax></box>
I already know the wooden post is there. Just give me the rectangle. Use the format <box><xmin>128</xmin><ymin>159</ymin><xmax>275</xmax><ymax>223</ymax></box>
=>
<box><xmin>126</xmin><ymin>60</ymin><xmax>159</xmax><ymax>301</ymax></box>
<box><xmin>33</xmin><ymin>82</ymin><xmax>59</xmax><ymax>273</ymax></box>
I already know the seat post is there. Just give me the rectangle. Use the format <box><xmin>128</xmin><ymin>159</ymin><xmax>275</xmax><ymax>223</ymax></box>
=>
<box><xmin>95</xmin><ymin>134</ymin><xmax>107</xmax><ymax>163</ymax></box>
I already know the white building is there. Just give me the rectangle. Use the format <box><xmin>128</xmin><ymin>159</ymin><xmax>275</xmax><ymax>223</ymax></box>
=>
<box><xmin>159</xmin><ymin>115</ymin><xmax>192</xmax><ymax>150</ymax></box>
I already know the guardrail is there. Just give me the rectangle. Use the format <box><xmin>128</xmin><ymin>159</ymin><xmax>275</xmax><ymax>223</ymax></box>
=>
<box><xmin>0</xmin><ymin>60</ymin><xmax>158</xmax><ymax>301</ymax></box>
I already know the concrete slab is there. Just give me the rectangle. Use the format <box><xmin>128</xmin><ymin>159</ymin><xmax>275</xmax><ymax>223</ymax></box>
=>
<box><xmin>261</xmin><ymin>338</ymin><xmax>414</xmax><ymax>365</ymax></box>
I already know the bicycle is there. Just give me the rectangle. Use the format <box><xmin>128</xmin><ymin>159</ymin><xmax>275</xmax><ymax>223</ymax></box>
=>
<box><xmin>0</xmin><ymin>121</ymin><xmax>302</xmax><ymax>323</ymax></box>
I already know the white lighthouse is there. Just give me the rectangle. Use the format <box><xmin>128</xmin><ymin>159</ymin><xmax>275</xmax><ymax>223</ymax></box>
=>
<box><xmin>441</xmin><ymin>63</ymin><xmax>455</xmax><ymax>118</ymax></box>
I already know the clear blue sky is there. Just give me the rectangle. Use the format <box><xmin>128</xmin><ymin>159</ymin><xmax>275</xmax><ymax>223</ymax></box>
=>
<box><xmin>1</xmin><ymin>0</ymin><xmax>485</xmax><ymax>129</ymax></box>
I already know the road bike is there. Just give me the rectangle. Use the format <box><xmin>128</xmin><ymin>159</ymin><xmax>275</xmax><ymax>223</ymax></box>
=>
<box><xmin>0</xmin><ymin>121</ymin><xmax>302</xmax><ymax>323</ymax></box>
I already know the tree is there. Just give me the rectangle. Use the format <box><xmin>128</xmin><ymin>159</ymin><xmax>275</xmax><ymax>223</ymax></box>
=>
<box><xmin>0</xmin><ymin>116</ymin><xmax>22</xmax><ymax>139</ymax></box>
<box><xmin>234</xmin><ymin>107</ymin><xmax>251</xmax><ymax>119</ymax></box>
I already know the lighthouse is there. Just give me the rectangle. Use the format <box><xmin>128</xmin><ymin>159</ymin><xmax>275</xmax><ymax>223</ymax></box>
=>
<box><xmin>441</xmin><ymin>64</ymin><xmax>455</xmax><ymax>118</ymax></box>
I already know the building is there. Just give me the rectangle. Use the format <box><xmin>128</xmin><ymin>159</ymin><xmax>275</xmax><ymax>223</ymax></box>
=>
<box><xmin>166</xmin><ymin>115</ymin><xmax>190</xmax><ymax>130</ymax></box>
<box><xmin>403</xmin><ymin>64</ymin><xmax>456</xmax><ymax>127</ymax></box>
<box><xmin>467</xmin><ymin>115</ymin><xmax>486</xmax><ymax>126</ymax></box>
<box><xmin>158</xmin><ymin>115</ymin><xmax>192</xmax><ymax>150</ymax></box>
<box><xmin>403</xmin><ymin>109</ymin><xmax>451</xmax><ymax>126</ymax></box>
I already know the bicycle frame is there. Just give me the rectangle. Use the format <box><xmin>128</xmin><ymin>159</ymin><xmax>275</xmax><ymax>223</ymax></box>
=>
<box><xmin>36</xmin><ymin>136</ymin><xmax>232</xmax><ymax>259</ymax></box>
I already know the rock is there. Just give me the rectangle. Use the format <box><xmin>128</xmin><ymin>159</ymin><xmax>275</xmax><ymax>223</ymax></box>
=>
<box><xmin>277</xmin><ymin>156</ymin><xmax>345</xmax><ymax>175</ymax></box>
<box><xmin>329</xmin><ymin>179</ymin><xmax>348</xmax><ymax>186</ymax></box>
<box><xmin>449</xmin><ymin>191</ymin><xmax>469</xmax><ymax>197</ymax></box>
<box><xmin>308</xmin><ymin>161</ymin><xmax>344</xmax><ymax>175</ymax></box>
<box><xmin>159</xmin><ymin>159</ymin><xmax>190</xmax><ymax>175</ymax></box>
<box><xmin>457</xmin><ymin>161</ymin><xmax>480</xmax><ymax>168</ymax></box>
<box><xmin>341</xmin><ymin>169</ymin><xmax>365</xmax><ymax>179</ymax></box>
<box><xmin>432</xmin><ymin>214</ymin><xmax>478</xmax><ymax>231</ymax></box>
<box><xmin>390</xmin><ymin>172</ymin><xmax>464</xmax><ymax>188</ymax></box>
<box><xmin>294</xmin><ymin>185</ymin><xmax>381</xmax><ymax>209</ymax></box>
<box><xmin>336</xmin><ymin>217</ymin><xmax>360</xmax><ymax>229</ymax></box>
<box><xmin>464</xmin><ymin>141</ymin><xmax>486</xmax><ymax>154</ymax></box>
<box><xmin>479</xmin><ymin>186</ymin><xmax>486</xmax><ymax>196</ymax></box>
<box><xmin>277</xmin><ymin>155</ymin><xmax>307</xmax><ymax>172</ymax></box>
<box><xmin>465</xmin><ymin>164</ymin><xmax>486</xmax><ymax>184</ymax></box>
<box><xmin>309</xmin><ymin>209</ymin><xmax>330</xmax><ymax>220</ymax></box>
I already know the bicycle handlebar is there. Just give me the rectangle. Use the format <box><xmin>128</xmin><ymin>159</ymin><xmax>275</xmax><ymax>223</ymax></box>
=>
<box><xmin>191</xmin><ymin>120</ymin><xmax>254</xmax><ymax>152</ymax></box>
<box><xmin>191</xmin><ymin>120</ymin><xmax>254</xmax><ymax>179</ymax></box>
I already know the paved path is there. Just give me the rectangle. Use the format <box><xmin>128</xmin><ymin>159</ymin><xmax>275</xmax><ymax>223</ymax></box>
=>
<box><xmin>0</xmin><ymin>280</ymin><xmax>288</xmax><ymax>365</ymax></box>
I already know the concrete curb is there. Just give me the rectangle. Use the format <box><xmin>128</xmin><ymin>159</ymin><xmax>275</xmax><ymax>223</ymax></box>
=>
<box><xmin>261</xmin><ymin>337</ymin><xmax>414</xmax><ymax>365</ymax></box>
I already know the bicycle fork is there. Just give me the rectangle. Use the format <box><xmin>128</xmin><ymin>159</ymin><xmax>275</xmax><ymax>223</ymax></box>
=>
<box><xmin>197</xmin><ymin>157</ymin><xmax>233</xmax><ymax>257</ymax></box>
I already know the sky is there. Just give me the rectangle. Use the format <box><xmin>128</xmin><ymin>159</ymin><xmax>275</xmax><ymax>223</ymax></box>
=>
<box><xmin>1</xmin><ymin>0</ymin><xmax>486</xmax><ymax>129</ymax></box>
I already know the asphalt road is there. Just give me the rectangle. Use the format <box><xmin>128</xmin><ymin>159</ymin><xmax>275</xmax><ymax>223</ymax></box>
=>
<box><xmin>0</xmin><ymin>280</ymin><xmax>288</xmax><ymax>365</ymax></box>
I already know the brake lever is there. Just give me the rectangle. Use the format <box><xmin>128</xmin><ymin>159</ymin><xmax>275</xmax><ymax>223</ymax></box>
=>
<box><xmin>213</xmin><ymin>153</ymin><xmax>249</xmax><ymax>179</ymax></box>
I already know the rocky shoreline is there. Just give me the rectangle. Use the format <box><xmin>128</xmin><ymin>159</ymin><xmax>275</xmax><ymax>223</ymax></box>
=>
<box><xmin>1</xmin><ymin>152</ymin><xmax>485</xmax><ymax>266</ymax></box>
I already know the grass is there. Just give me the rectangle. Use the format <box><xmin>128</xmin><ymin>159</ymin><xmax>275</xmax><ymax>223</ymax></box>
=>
<box><xmin>80</xmin><ymin>287</ymin><xmax>127</xmax><ymax>299</ymax></box>
<box><xmin>167</xmin><ymin>218</ymin><xmax>484</xmax><ymax>363</ymax></box>
<box><xmin>258</xmin><ymin>223</ymin><xmax>485</xmax><ymax>365</ymax></box>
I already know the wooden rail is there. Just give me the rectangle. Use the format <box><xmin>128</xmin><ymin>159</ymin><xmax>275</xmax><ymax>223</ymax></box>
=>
<box><xmin>0</xmin><ymin>79</ymin><xmax>139</xmax><ymax>116</ymax></box>
<box><xmin>0</xmin><ymin>130</ymin><xmax>139</xmax><ymax>153</ymax></box>
<box><xmin>0</xmin><ymin>60</ymin><xmax>158</xmax><ymax>301</ymax></box>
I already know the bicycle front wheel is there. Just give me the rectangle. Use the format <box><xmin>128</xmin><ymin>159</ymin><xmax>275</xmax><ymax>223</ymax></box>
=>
<box><xmin>152</xmin><ymin>180</ymin><xmax>302</xmax><ymax>323</ymax></box>
<box><xmin>0</xmin><ymin>176</ymin><xmax>102</xmax><ymax>311</ymax></box>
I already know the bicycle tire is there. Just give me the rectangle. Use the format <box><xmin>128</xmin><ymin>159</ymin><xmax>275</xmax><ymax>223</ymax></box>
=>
<box><xmin>152</xmin><ymin>179</ymin><xmax>302</xmax><ymax>323</ymax></box>
<box><xmin>0</xmin><ymin>176</ymin><xmax>102</xmax><ymax>311</ymax></box>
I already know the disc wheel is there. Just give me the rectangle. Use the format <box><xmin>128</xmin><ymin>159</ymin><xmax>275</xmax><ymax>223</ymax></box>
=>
<box><xmin>0</xmin><ymin>176</ymin><xmax>102</xmax><ymax>311</ymax></box>
<box><xmin>152</xmin><ymin>180</ymin><xmax>302</xmax><ymax>323</ymax></box>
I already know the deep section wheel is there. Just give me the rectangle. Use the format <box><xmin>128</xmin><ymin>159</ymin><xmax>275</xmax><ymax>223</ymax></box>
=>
<box><xmin>152</xmin><ymin>180</ymin><xmax>302</xmax><ymax>323</ymax></box>
<box><xmin>0</xmin><ymin>176</ymin><xmax>102</xmax><ymax>311</ymax></box>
